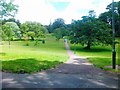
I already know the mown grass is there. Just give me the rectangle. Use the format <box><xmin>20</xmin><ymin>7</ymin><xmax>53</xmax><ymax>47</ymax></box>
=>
<box><xmin>1</xmin><ymin>34</ymin><xmax>69</xmax><ymax>73</ymax></box>
<box><xmin>70</xmin><ymin>38</ymin><xmax>120</xmax><ymax>73</ymax></box>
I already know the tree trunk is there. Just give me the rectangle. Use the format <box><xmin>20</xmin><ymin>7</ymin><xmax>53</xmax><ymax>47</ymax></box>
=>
<box><xmin>118</xmin><ymin>18</ymin><xmax>120</xmax><ymax>37</ymax></box>
<box><xmin>86</xmin><ymin>41</ymin><xmax>91</xmax><ymax>49</ymax></box>
<box><xmin>8</xmin><ymin>40</ymin><xmax>10</xmax><ymax>48</ymax></box>
<box><xmin>31</xmin><ymin>36</ymin><xmax>34</xmax><ymax>41</ymax></box>
<box><xmin>84</xmin><ymin>41</ymin><xmax>91</xmax><ymax>49</ymax></box>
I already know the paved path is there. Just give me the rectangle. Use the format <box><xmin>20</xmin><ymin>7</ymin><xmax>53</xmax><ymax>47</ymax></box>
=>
<box><xmin>1</xmin><ymin>42</ymin><xmax>119</xmax><ymax>88</ymax></box>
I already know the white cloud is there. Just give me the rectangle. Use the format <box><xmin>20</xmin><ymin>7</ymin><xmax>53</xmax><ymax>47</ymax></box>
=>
<box><xmin>14</xmin><ymin>0</ymin><xmax>120</xmax><ymax>25</ymax></box>
<box><xmin>15</xmin><ymin>0</ymin><xmax>57</xmax><ymax>24</ymax></box>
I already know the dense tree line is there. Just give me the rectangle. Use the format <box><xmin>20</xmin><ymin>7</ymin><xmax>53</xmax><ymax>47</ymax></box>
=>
<box><xmin>1</xmin><ymin>1</ymin><xmax>119</xmax><ymax>49</ymax></box>
<box><xmin>1</xmin><ymin>0</ymin><xmax>48</xmax><ymax>46</ymax></box>
<box><xmin>47</xmin><ymin>1</ymin><xmax>119</xmax><ymax>49</ymax></box>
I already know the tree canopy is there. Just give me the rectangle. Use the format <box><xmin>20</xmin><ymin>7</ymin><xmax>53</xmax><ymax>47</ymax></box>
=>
<box><xmin>2</xmin><ymin>22</ymin><xmax>20</xmax><ymax>46</ymax></box>
<box><xmin>69</xmin><ymin>10</ymin><xmax>112</xmax><ymax>49</ymax></box>
<box><xmin>20</xmin><ymin>21</ymin><xmax>47</xmax><ymax>41</ymax></box>
<box><xmin>99</xmin><ymin>1</ymin><xmax>120</xmax><ymax>37</ymax></box>
<box><xmin>0</xmin><ymin>0</ymin><xmax>18</xmax><ymax>18</ymax></box>
<box><xmin>49</xmin><ymin>18</ymin><xmax>65</xmax><ymax>33</ymax></box>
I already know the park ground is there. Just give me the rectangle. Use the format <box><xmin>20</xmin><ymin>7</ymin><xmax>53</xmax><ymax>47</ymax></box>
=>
<box><xmin>0</xmin><ymin>35</ymin><xmax>119</xmax><ymax>88</ymax></box>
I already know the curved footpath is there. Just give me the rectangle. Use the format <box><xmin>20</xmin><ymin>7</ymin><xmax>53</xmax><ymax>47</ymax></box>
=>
<box><xmin>1</xmin><ymin>42</ymin><xmax>119</xmax><ymax>88</ymax></box>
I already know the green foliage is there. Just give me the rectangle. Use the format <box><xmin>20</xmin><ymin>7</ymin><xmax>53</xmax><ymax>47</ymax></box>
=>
<box><xmin>54</xmin><ymin>28</ymin><xmax>63</xmax><ymax>40</ymax></box>
<box><xmin>2</xmin><ymin>22</ymin><xmax>20</xmax><ymax>40</ymax></box>
<box><xmin>99</xmin><ymin>1</ymin><xmax>120</xmax><ymax>37</ymax></box>
<box><xmin>27</xmin><ymin>31</ymin><xmax>35</xmax><ymax>40</ymax></box>
<box><xmin>49</xmin><ymin>18</ymin><xmax>65</xmax><ymax>33</ymax></box>
<box><xmin>53</xmin><ymin>27</ymin><xmax>69</xmax><ymax>40</ymax></box>
<box><xmin>69</xmin><ymin>10</ymin><xmax>112</xmax><ymax>49</ymax></box>
<box><xmin>0</xmin><ymin>0</ymin><xmax>19</xmax><ymax>17</ymax></box>
<box><xmin>20</xmin><ymin>21</ymin><xmax>48</xmax><ymax>45</ymax></box>
<box><xmin>2</xmin><ymin>22</ymin><xmax>20</xmax><ymax>47</ymax></box>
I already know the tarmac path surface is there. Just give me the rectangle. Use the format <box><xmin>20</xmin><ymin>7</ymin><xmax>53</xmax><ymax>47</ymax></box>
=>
<box><xmin>1</xmin><ymin>41</ymin><xmax>119</xmax><ymax>88</ymax></box>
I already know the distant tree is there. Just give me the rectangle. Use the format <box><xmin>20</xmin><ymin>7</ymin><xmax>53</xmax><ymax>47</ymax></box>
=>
<box><xmin>54</xmin><ymin>28</ymin><xmax>63</xmax><ymax>40</ymax></box>
<box><xmin>2</xmin><ymin>22</ymin><xmax>20</xmax><ymax>47</ymax></box>
<box><xmin>88</xmin><ymin>10</ymin><xmax>96</xmax><ymax>18</ymax></box>
<box><xmin>51</xmin><ymin>18</ymin><xmax>65</xmax><ymax>33</ymax></box>
<box><xmin>20</xmin><ymin>21</ymin><xmax>47</xmax><ymax>45</ymax></box>
<box><xmin>20</xmin><ymin>21</ymin><xmax>29</xmax><ymax>36</ymax></box>
<box><xmin>53</xmin><ymin>27</ymin><xmax>68</xmax><ymax>40</ymax></box>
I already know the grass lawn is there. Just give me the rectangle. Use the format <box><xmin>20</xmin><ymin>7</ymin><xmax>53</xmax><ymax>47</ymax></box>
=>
<box><xmin>0</xmin><ymin>34</ymin><xmax>69</xmax><ymax>73</ymax></box>
<box><xmin>70</xmin><ymin>38</ymin><xmax>120</xmax><ymax>73</ymax></box>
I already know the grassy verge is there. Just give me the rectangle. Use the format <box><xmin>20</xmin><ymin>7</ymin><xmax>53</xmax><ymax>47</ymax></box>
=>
<box><xmin>69</xmin><ymin>38</ymin><xmax>119</xmax><ymax>73</ymax></box>
<box><xmin>1</xmin><ymin>34</ymin><xmax>69</xmax><ymax>73</ymax></box>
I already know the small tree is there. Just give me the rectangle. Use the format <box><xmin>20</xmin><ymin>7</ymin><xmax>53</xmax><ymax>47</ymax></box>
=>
<box><xmin>20</xmin><ymin>21</ymin><xmax>47</xmax><ymax>45</ymax></box>
<box><xmin>2</xmin><ymin>22</ymin><xmax>20</xmax><ymax>47</ymax></box>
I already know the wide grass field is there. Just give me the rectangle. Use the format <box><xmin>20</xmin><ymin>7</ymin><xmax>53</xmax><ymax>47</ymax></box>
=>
<box><xmin>0</xmin><ymin>35</ymin><xmax>69</xmax><ymax>73</ymax></box>
<box><xmin>70</xmin><ymin>38</ymin><xmax>120</xmax><ymax>73</ymax></box>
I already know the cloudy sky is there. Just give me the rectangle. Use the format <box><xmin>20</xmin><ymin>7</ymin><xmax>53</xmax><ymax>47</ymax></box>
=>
<box><xmin>14</xmin><ymin>0</ymin><xmax>119</xmax><ymax>25</ymax></box>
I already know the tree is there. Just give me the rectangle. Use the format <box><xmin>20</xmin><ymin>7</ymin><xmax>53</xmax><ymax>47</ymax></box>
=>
<box><xmin>53</xmin><ymin>27</ymin><xmax>68</xmax><ymax>40</ymax></box>
<box><xmin>20</xmin><ymin>21</ymin><xmax>47</xmax><ymax>45</ymax></box>
<box><xmin>0</xmin><ymin>0</ymin><xmax>18</xmax><ymax>18</ymax></box>
<box><xmin>50</xmin><ymin>18</ymin><xmax>65</xmax><ymax>33</ymax></box>
<box><xmin>88</xmin><ymin>10</ymin><xmax>96</xmax><ymax>18</ymax></box>
<box><xmin>69</xmin><ymin>11</ymin><xmax>112</xmax><ymax>49</ymax></box>
<box><xmin>99</xmin><ymin>1</ymin><xmax>120</xmax><ymax>37</ymax></box>
<box><xmin>82</xmin><ymin>20</ymin><xmax>111</xmax><ymax>49</ymax></box>
<box><xmin>54</xmin><ymin>28</ymin><xmax>63</xmax><ymax>40</ymax></box>
<box><xmin>2</xmin><ymin>22</ymin><xmax>20</xmax><ymax>47</ymax></box>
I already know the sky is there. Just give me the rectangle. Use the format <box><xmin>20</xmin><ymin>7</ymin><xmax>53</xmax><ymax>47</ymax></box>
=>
<box><xmin>13</xmin><ymin>0</ymin><xmax>120</xmax><ymax>25</ymax></box>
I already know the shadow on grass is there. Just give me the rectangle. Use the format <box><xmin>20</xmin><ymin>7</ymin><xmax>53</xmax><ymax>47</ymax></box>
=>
<box><xmin>2</xmin><ymin>58</ymin><xmax>118</xmax><ymax>88</ymax></box>
<box><xmin>70</xmin><ymin>45</ymin><xmax>111</xmax><ymax>53</ymax></box>
<box><xmin>2</xmin><ymin>58</ymin><xmax>62</xmax><ymax>74</ymax></box>
<box><xmin>0</xmin><ymin>52</ymin><xmax>6</xmax><ymax>56</ymax></box>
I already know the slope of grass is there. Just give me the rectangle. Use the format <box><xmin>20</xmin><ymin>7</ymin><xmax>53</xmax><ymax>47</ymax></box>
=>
<box><xmin>70</xmin><ymin>39</ymin><xmax>119</xmax><ymax>73</ymax></box>
<box><xmin>1</xmin><ymin>34</ymin><xmax>69</xmax><ymax>73</ymax></box>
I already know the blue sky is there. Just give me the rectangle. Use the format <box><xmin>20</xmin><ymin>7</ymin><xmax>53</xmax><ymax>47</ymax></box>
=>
<box><xmin>14</xmin><ymin>0</ymin><xmax>120</xmax><ymax>25</ymax></box>
<box><xmin>50</xmin><ymin>2</ymin><xmax>70</xmax><ymax>11</ymax></box>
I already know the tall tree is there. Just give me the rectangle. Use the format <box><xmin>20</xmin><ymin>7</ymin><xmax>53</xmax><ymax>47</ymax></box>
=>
<box><xmin>69</xmin><ymin>11</ymin><xmax>112</xmax><ymax>49</ymax></box>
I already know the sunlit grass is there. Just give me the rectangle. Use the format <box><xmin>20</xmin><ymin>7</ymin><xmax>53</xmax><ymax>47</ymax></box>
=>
<box><xmin>1</xmin><ymin>35</ymin><xmax>69</xmax><ymax>73</ymax></box>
